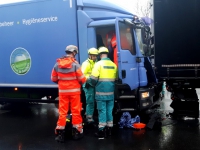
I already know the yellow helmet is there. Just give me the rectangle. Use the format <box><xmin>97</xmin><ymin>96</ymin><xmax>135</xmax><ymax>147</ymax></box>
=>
<box><xmin>98</xmin><ymin>47</ymin><xmax>109</xmax><ymax>54</ymax></box>
<box><xmin>88</xmin><ymin>48</ymin><xmax>98</xmax><ymax>55</ymax></box>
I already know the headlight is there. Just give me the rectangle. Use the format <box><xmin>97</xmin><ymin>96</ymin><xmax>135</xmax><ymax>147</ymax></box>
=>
<box><xmin>141</xmin><ymin>92</ymin><xmax>149</xmax><ymax>98</ymax></box>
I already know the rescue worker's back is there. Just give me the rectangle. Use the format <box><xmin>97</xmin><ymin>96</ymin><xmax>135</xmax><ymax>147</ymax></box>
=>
<box><xmin>88</xmin><ymin>47</ymin><xmax>117</xmax><ymax>139</ymax></box>
<box><xmin>91</xmin><ymin>58</ymin><xmax>117</xmax><ymax>101</ymax></box>
<box><xmin>51</xmin><ymin>45</ymin><xmax>86</xmax><ymax>142</ymax></box>
<box><xmin>52</xmin><ymin>56</ymin><xmax>85</xmax><ymax>95</ymax></box>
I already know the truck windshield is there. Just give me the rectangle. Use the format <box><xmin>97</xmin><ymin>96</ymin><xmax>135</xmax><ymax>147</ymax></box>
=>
<box><xmin>119</xmin><ymin>22</ymin><xmax>136</xmax><ymax>55</ymax></box>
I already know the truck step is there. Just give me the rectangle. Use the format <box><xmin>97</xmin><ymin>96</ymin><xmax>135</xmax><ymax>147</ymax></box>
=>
<box><xmin>119</xmin><ymin>95</ymin><xmax>135</xmax><ymax>99</ymax></box>
<box><xmin>119</xmin><ymin>108</ymin><xmax>136</xmax><ymax>111</ymax></box>
<box><xmin>115</xmin><ymin>108</ymin><xmax>136</xmax><ymax>113</ymax></box>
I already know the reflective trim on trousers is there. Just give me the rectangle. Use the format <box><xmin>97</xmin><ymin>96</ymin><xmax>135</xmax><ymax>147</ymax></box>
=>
<box><xmin>96</xmin><ymin>92</ymin><xmax>114</xmax><ymax>95</ymax></box>
<box><xmin>56</xmin><ymin>125</ymin><xmax>65</xmax><ymax>130</ymax></box>
<box><xmin>59</xmin><ymin>88</ymin><xmax>80</xmax><ymax>93</ymax></box>
<box><xmin>98</xmin><ymin>78</ymin><xmax>115</xmax><ymax>82</ymax></box>
<box><xmin>58</xmin><ymin>76</ymin><xmax>76</xmax><ymax>80</ymax></box>
<box><xmin>73</xmin><ymin>123</ymin><xmax>83</xmax><ymax>132</ymax></box>
<box><xmin>73</xmin><ymin>124</ymin><xmax>83</xmax><ymax>128</ymax></box>
<box><xmin>86</xmin><ymin>115</ymin><xmax>93</xmax><ymax>118</ymax></box>
<box><xmin>107</xmin><ymin>121</ymin><xmax>113</xmax><ymax>127</ymax></box>
<box><xmin>86</xmin><ymin>115</ymin><xmax>94</xmax><ymax>122</ymax></box>
<box><xmin>99</xmin><ymin>122</ymin><xmax>107</xmax><ymax>128</ymax></box>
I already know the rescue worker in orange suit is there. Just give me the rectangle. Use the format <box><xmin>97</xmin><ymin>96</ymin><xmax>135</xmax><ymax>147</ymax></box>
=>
<box><xmin>81</xmin><ymin>48</ymin><xmax>99</xmax><ymax>126</ymax></box>
<box><xmin>51</xmin><ymin>45</ymin><xmax>86</xmax><ymax>142</ymax></box>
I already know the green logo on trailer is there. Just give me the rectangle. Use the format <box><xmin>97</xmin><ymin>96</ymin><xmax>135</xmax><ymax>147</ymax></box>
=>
<box><xmin>10</xmin><ymin>47</ymin><xmax>31</xmax><ymax>75</ymax></box>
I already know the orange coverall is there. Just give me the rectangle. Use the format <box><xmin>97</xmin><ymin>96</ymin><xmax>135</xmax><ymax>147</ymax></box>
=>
<box><xmin>110</xmin><ymin>35</ymin><xmax>118</xmax><ymax>67</ymax></box>
<box><xmin>51</xmin><ymin>56</ymin><xmax>86</xmax><ymax>131</ymax></box>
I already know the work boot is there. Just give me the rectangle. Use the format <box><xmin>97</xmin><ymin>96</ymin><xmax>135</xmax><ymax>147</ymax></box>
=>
<box><xmin>95</xmin><ymin>127</ymin><xmax>107</xmax><ymax>139</ymax></box>
<box><xmin>106</xmin><ymin>127</ymin><xmax>113</xmax><ymax>136</ymax></box>
<box><xmin>72</xmin><ymin>127</ymin><xmax>83</xmax><ymax>140</ymax></box>
<box><xmin>84</xmin><ymin>121</ymin><xmax>96</xmax><ymax>129</ymax></box>
<box><xmin>55</xmin><ymin>129</ymin><xmax>65</xmax><ymax>143</ymax></box>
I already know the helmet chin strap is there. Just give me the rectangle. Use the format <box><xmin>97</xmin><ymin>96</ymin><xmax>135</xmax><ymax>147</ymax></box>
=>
<box><xmin>88</xmin><ymin>55</ymin><xmax>91</xmax><ymax>60</ymax></box>
<box><xmin>72</xmin><ymin>51</ymin><xmax>77</xmax><ymax>58</ymax></box>
<box><xmin>88</xmin><ymin>54</ymin><xmax>97</xmax><ymax>62</ymax></box>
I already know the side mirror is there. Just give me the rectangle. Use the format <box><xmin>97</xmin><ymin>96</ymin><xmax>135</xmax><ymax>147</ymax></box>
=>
<box><xmin>144</xmin><ymin>26</ymin><xmax>150</xmax><ymax>32</ymax></box>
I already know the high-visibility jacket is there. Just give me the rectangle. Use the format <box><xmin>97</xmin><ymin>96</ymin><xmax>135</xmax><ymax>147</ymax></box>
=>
<box><xmin>81</xmin><ymin>58</ymin><xmax>96</xmax><ymax>88</ymax></box>
<box><xmin>88</xmin><ymin>58</ymin><xmax>117</xmax><ymax>101</ymax></box>
<box><xmin>81</xmin><ymin>58</ymin><xmax>96</xmax><ymax>79</ymax></box>
<box><xmin>51</xmin><ymin>56</ymin><xmax>86</xmax><ymax>95</ymax></box>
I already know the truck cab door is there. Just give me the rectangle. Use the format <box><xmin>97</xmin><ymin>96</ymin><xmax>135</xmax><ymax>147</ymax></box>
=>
<box><xmin>115</xmin><ymin>18</ymin><xmax>139</xmax><ymax>90</ymax></box>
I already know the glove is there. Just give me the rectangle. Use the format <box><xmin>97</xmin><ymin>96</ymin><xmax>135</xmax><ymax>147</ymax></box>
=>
<box><xmin>85</xmin><ymin>83</ymin><xmax>90</xmax><ymax>89</ymax></box>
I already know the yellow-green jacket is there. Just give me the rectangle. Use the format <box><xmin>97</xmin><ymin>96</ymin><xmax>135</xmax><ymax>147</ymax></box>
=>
<box><xmin>81</xmin><ymin>58</ymin><xmax>96</xmax><ymax>87</ymax></box>
<box><xmin>88</xmin><ymin>58</ymin><xmax>117</xmax><ymax>101</ymax></box>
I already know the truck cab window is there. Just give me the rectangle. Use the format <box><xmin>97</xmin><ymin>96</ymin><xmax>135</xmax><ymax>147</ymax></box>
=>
<box><xmin>135</xmin><ymin>29</ymin><xmax>145</xmax><ymax>55</ymax></box>
<box><xmin>95</xmin><ymin>25</ymin><xmax>116</xmax><ymax>61</ymax></box>
<box><xmin>96</xmin><ymin>34</ymin><xmax>104</xmax><ymax>49</ymax></box>
<box><xmin>119</xmin><ymin>22</ymin><xmax>136</xmax><ymax>55</ymax></box>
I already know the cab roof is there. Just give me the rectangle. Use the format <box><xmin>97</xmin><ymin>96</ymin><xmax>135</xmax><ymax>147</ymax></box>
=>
<box><xmin>77</xmin><ymin>0</ymin><xmax>134</xmax><ymax>16</ymax></box>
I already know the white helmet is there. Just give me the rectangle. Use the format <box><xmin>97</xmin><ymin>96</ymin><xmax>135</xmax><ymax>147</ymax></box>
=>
<box><xmin>65</xmin><ymin>45</ymin><xmax>78</xmax><ymax>54</ymax></box>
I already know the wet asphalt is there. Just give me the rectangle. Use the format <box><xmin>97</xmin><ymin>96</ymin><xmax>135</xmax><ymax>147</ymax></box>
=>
<box><xmin>0</xmin><ymin>91</ymin><xmax>200</xmax><ymax>150</ymax></box>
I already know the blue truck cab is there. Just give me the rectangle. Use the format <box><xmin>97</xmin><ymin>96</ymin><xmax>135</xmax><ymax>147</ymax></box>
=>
<box><xmin>0</xmin><ymin>0</ymin><xmax>160</xmax><ymax>112</ymax></box>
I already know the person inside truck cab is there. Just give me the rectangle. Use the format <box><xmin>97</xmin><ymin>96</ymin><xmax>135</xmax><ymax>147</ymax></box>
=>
<box><xmin>110</xmin><ymin>34</ymin><xmax>118</xmax><ymax>66</ymax></box>
<box><xmin>107</xmin><ymin>30</ymin><xmax>131</xmax><ymax>67</ymax></box>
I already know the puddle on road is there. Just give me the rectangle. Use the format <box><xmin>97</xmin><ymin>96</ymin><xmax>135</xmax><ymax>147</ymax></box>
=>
<box><xmin>0</xmin><ymin>110</ymin><xmax>11</xmax><ymax>114</ymax></box>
